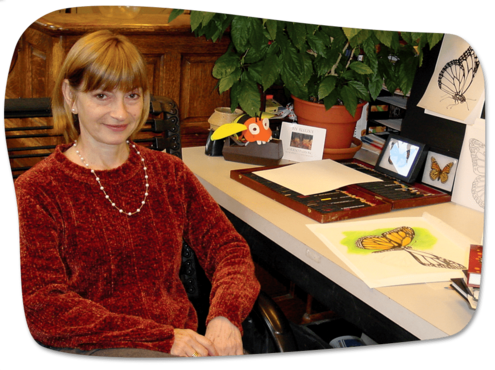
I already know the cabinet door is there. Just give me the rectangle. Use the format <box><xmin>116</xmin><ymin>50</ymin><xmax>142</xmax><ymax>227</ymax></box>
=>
<box><xmin>180</xmin><ymin>53</ymin><xmax>230</xmax><ymax>145</ymax></box>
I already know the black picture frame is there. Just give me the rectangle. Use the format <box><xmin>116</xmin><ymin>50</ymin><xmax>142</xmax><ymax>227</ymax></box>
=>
<box><xmin>375</xmin><ymin>134</ymin><xmax>428</xmax><ymax>184</ymax></box>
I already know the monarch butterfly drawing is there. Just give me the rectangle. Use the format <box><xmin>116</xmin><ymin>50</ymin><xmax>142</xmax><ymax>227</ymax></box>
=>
<box><xmin>438</xmin><ymin>46</ymin><xmax>480</xmax><ymax>110</ymax></box>
<box><xmin>356</xmin><ymin>226</ymin><xmax>466</xmax><ymax>269</ymax></box>
<box><xmin>429</xmin><ymin>157</ymin><xmax>454</xmax><ymax>184</ymax></box>
<box><xmin>469</xmin><ymin>138</ymin><xmax>485</xmax><ymax>208</ymax></box>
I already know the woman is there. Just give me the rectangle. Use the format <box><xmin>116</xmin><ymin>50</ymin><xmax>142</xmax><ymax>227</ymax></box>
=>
<box><xmin>15</xmin><ymin>30</ymin><xmax>260</xmax><ymax>357</ymax></box>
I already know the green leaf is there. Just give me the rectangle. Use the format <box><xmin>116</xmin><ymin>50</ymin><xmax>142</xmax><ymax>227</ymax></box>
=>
<box><xmin>341</xmin><ymin>70</ymin><xmax>356</xmax><ymax>80</ymax></box>
<box><xmin>231</xmin><ymin>16</ymin><xmax>251</xmax><ymax>52</ymax></box>
<box><xmin>247</xmin><ymin>61</ymin><xmax>264</xmax><ymax>85</ymax></box>
<box><xmin>363</xmin><ymin>55</ymin><xmax>378</xmax><ymax>78</ymax></box>
<box><xmin>238</xmin><ymin>80</ymin><xmax>261</xmax><ymax>117</ymax></box>
<box><xmin>383</xmin><ymin>76</ymin><xmax>398</xmax><ymax>95</ymax></box>
<box><xmin>212</xmin><ymin>52</ymin><xmax>240</xmax><ymax>79</ymax></box>
<box><xmin>190</xmin><ymin>11</ymin><xmax>203</xmax><ymax>32</ymax></box>
<box><xmin>341</xmin><ymin>85</ymin><xmax>358</xmax><ymax>117</ymax></box>
<box><xmin>305</xmin><ymin>23</ymin><xmax>319</xmax><ymax>35</ymax></box>
<box><xmin>347</xmin><ymin>81</ymin><xmax>370</xmax><ymax>101</ymax></box>
<box><xmin>400</xmin><ymin>32</ymin><xmax>413</xmax><ymax>45</ymax></box>
<box><xmin>249</xmin><ymin>18</ymin><xmax>266</xmax><ymax>49</ymax></box>
<box><xmin>369</xmin><ymin>74</ymin><xmax>384</xmax><ymax>101</ymax></box>
<box><xmin>218</xmin><ymin>68</ymin><xmax>241</xmax><ymax>94</ymax></box>
<box><xmin>314</xmin><ymin>55</ymin><xmax>333</xmax><ymax>78</ymax></box>
<box><xmin>307</xmin><ymin>33</ymin><xmax>327</xmax><ymax>57</ymax></box>
<box><xmin>362</xmin><ymin>37</ymin><xmax>377</xmax><ymax>63</ymax></box>
<box><xmin>168</xmin><ymin>9</ymin><xmax>184</xmax><ymax>24</ymax></box>
<box><xmin>398</xmin><ymin>56</ymin><xmax>418</xmax><ymax>95</ymax></box>
<box><xmin>349</xmin><ymin>61</ymin><xmax>373</xmax><ymax>75</ymax></box>
<box><xmin>410</xmin><ymin>32</ymin><xmax>423</xmax><ymax>43</ymax></box>
<box><xmin>318</xmin><ymin>76</ymin><xmax>337</xmax><ymax>100</ymax></box>
<box><xmin>201</xmin><ymin>12</ymin><xmax>216</xmax><ymax>27</ymax></box>
<box><xmin>262</xmin><ymin>53</ymin><xmax>281</xmax><ymax>91</ymax></box>
<box><xmin>245</xmin><ymin>42</ymin><xmax>269</xmax><ymax>65</ymax></box>
<box><xmin>373</xmin><ymin>30</ymin><xmax>394</xmax><ymax>48</ymax></box>
<box><xmin>287</xmin><ymin>22</ymin><xmax>307</xmax><ymax>50</ymax></box>
<box><xmin>323</xmin><ymin>89</ymin><xmax>339</xmax><ymax>110</ymax></box>
<box><xmin>279</xmin><ymin>33</ymin><xmax>304</xmax><ymax>77</ymax></box>
<box><xmin>389</xmin><ymin>32</ymin><xmax>401</xmax><ymax>52</ymax></box>
<box><xmin>220</xmin><ymin>14</ymin><xmax>235</xmax><ymax>33</ymax></box>
<box><xmin>203</xmin><ymin>18</ymin><xmax>223</xmax><ymax>41</ymax></box>
<box><xmin>281</xmin><ymin>64</ymin><xmax>308</xmax><ymax>100</ymax></box>
<box><xmin>348</xmin><ymin>29</ymin><xmax>372</xmax><ymax>48</ymax></box>
<box><xmin>265</xmin><ymin>19</ymin><xmax>278</xmax><ymax>41</ymax></box>
<box><xmin>428</xmin><ymin>33</ymin><xmax>444</xmax><ymax>49</ymax></box>
<box><xmin>342</xmin><ymin>28</ymin><xmax>362</xmax><ymax>41</ymax></box>
<box><xmin>301</xmin><ymin>52</ymin><xmax>314</xmax><ymax>86</ymax></box>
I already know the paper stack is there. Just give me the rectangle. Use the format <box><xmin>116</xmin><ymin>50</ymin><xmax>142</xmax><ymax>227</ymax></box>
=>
<box><xmin>360</xmin><ymin>134</ymin><xmax>386</xmax><ymax>155</ymax></box>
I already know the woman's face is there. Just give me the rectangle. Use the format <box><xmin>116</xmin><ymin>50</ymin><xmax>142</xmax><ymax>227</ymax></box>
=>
<box><xmin>69</xmin><ymin>86</ymin><xmax>144</xmax><ymax>147</ymax></box>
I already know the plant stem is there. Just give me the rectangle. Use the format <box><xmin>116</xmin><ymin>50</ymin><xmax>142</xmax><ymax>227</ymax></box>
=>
<box><xmin>330</xmin><ymin>42</ymin><xmax>349</xmax><ymax>76</ymax></box>
<box><xmin>345</xmin><ymin>47</ymin><xmax>357</xmax><ymax>70</ymax></box>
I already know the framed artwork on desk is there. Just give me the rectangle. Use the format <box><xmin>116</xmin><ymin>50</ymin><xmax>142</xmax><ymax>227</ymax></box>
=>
<box><xmin>375</xmin><ymin>134</ymin><xmax>428</xmax><ymax>184</ymax></box>
<box><xmin>421</xmin><ymin>152</ymin><xmax>458</xmax><ymax>192</ymax></box>
<box><xmin>279</xmin><ymin>121</ymin><xmax>326</xmax><ymax>162</ymax></box>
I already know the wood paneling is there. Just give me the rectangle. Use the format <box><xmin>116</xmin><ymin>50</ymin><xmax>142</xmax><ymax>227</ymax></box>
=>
<box><xmin>6</xmin><ymin>12</ymin><xmax>231</xmax><ymax>148</ymax></box>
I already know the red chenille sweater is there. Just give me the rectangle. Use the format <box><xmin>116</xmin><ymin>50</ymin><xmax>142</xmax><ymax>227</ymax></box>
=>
<box><xmin>15</xmin><ymin>143</ymin><xmax>260</xmax><ymax>353</ymax></box>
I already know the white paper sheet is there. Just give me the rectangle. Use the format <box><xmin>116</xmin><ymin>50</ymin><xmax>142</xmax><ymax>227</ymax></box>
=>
<box><xmin>417</xmin><ymin>34</ymin><xmax>485</xmax><ymax>123</ymax></box>
<box><xmin>307</xmin><ymin>213</ymin><xmax>473</xmax><ymax>289</ymax></box>
<box><xmin>451</xmin><ymin>118</ymin><xmax>485</xmax><ymax>211</ymax></box>
<box><xmin>253</xmin><ymin>159</ymin><xmax>381</xmax><ymax>196</ymax></box>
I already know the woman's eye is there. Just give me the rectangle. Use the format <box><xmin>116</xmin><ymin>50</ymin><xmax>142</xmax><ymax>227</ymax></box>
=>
<box><xmin>94</xmin><ymin>93</ymin><xmax>107</xmax><ymax>99</ymax></box>
<box><xmin>127</xmin><ymin>90</ymin><xmax>141</xmax><ymax>99</ymax></box>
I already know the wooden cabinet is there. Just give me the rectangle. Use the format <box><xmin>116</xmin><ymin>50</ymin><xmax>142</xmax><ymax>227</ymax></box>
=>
<box><xmin>6</xmin><ymin>11</ymin><xmax>231</xmax><ymax>147</ymax></box>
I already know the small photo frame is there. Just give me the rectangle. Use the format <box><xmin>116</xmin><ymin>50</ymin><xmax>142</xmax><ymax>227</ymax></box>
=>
<box><xmin>375</xmin><ymin>134</ymin><xmax>427</xmax><ymax>183</ymax></box>
<box><xmin>279</xmin><ymin>122</ymin><xmax>326</xmax><ymax>162</ymax></box>
<box><xmin>421</xmin><ymin>152</ymin><xmax>458</xmax><ymax>192</ymax></box>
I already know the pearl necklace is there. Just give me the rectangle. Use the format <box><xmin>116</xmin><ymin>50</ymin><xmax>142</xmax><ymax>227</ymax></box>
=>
<box><xmin>73</xmin><ymin>140</ymin><xmax>149</xmax><ymax>216</ymax></box>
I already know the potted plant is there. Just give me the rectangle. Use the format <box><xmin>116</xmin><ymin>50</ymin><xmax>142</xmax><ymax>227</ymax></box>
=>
<box><xmin>169</xmin><ymin>10</ymin><xmax>443</xmax><ymax>150</ymax></box>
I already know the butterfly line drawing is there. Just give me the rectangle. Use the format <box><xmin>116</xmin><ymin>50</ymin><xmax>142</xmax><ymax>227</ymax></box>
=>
<box><xmin>469</xmin><ymin>138</ymin><xmax>485</xmax><ymax>208</ymax></box>
<box><xmin>356</xmin><ymin>226</ymin><xmax>466</xmax><ymax>270</ymax></box>
<box><xmin>429</xmin><ymin>157</ymin><xmax>454</xmax><ymax>184</ymax></box>
<box><xmin>437</xmin><ymin>46</ymin><xmax>480</xmax><ymax>110</ymax></box>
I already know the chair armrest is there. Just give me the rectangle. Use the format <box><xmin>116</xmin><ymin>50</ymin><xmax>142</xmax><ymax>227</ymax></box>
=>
<box><xmin>253</xmin><ymin>291</ymin><xmax>298</xmax><ymax>352</ymax></box>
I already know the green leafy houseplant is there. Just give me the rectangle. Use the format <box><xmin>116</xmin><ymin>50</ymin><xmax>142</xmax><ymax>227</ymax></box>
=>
<box><xmin>169</xmin><ymin>10</ymin><xmax>443</xmax><ymax>118</ymax></box>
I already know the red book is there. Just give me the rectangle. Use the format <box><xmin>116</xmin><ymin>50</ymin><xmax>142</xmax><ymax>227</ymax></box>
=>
<box><xmin>467</xmin><ymin>244</ymin><xmax>483</xmax><ymax>287</ymax></box>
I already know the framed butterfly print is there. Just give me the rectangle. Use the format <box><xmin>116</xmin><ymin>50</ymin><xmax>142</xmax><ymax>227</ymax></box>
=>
<box><xmin>375</xmin><ymin>134</ymin><xmax>428</xmax><ymax>184</ymax></box>
<box><xmin>421</xmin><ymin>152</ymin><xmax>458</xmax><ymax>192</ymax></box>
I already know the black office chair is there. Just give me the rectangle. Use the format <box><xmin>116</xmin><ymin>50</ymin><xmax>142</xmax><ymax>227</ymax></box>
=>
<box><xmin>5</xmin><ymin>96</ymin><xmax>299</xmax><ymax>354</ymax></box>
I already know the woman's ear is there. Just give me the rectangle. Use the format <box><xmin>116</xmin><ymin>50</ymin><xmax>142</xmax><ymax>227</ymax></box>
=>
<box><xmin>61</xmin><ymin>80</ymin><xmax>76</xmax><ymax>114</ymax></box>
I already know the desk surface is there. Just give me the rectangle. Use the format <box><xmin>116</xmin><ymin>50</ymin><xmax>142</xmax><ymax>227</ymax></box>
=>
<box><xmin>183</xmin><ymin>146</ymin><xmax>484</xmax><ymax>341</ymax></box>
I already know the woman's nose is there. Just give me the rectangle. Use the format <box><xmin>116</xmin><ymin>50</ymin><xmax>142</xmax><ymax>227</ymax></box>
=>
<box><xmin>110</xmin><ymin>96</ymin><xmax>128</xmax><ymax>121</ymax></box>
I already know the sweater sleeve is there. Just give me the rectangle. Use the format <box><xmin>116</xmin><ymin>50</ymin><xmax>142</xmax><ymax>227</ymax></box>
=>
<box><xmin>16</xmin><ymin>179</ymin><xmax>176</xmax><ymax>353</ymax></box>
<box><xmin>178</xmin><ymin>161</ymin><xmax>261</xmax><ymax>332</ymax></box>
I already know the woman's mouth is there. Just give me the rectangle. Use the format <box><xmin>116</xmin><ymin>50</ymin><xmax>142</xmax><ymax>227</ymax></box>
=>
<box><xmin>104</xmin><ymin>124</ymin><xmax>128</xmax><ymax>132</ymax></box>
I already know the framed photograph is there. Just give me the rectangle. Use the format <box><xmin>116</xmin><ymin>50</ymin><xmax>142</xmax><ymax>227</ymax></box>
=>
<box><xmin>375</xmin><ymin>134</ymin><xmax>428</xmax><ymax>183</ymax></box>
<box><xmin>279</xmin><ymin>122</ymin><xmax>326</xmax><ymax>162</ymax></box>
<box><xmin>421</xmin><ymin>151</ymin><xmax>458</xmax><ymax>192</ymax></box>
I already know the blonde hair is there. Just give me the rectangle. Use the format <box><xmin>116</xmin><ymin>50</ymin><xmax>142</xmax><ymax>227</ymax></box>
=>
<box><xmin>52</xmin><ymin>30</ymin><xmax>150</xmax><ymax>143</ymax></box>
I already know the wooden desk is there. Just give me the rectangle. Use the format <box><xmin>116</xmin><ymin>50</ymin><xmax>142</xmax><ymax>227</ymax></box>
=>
<box><xmin>183</xmin><ymin>146</ymin><xmax>484</xmax><ymax>343</ymax></box>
